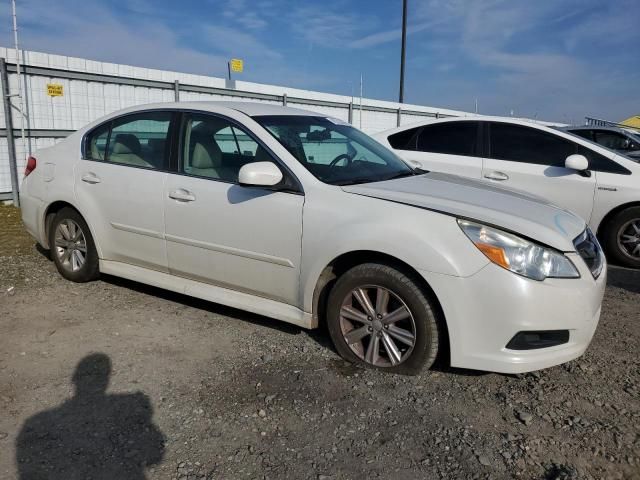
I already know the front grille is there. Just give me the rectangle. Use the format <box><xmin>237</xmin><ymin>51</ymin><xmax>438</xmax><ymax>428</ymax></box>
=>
<box><xmin>574</xmin><ymin>228</ymin><xmax>604</xmax><ymax>279</ymax></box>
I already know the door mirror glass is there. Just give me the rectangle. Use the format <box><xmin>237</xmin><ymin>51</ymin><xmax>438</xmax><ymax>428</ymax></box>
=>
<box><xmin>238</xmin><ymin>162</ymin><xmax>283</xmax><ymax>187</ymax></box>
<box><xmin>565</xmin><ymin>154</ymin><xmax>589</xmax><ymax>171</ymax></box>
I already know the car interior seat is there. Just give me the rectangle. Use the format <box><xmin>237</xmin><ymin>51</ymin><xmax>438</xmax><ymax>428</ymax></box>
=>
<box><xmin>109</xmin><ymin>134</ymin><xmax>151</xmax><ymax>168</ymax></box>
<box><xmin>187</xmin><ymin>131</ymin><xmax>228</xmax><ymax>179</ymax></box>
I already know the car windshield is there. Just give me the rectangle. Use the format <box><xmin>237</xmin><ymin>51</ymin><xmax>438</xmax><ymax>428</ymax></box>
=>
<box><xmin>253</xmin><ymin>115</ymin><xmax>415</xmax><ymax>185</ymax></box>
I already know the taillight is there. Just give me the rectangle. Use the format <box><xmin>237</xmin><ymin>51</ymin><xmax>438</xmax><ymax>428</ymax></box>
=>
<box><xmin>25</xmin><ymin>156</ymin><xmax>36</xmax><ymax>177</ymax></box>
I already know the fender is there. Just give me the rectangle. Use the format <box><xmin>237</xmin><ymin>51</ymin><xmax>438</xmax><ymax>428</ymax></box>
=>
<box><xmin>300</xmin><ymin>206</ymin><xmax>489</xmax><ymax>314</ymax></box>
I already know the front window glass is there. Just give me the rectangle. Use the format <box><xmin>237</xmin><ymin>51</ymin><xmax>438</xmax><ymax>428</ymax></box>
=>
<box><xmin>182</xmin><ymin>113</ymin><xmax>272</xmax><ymax>182</ymax></box>
<box><xmin>569</xmin><ymin>129</ymin><xmax>593</xmax><ymax>141</ymax></box>
<box><xmin>594</xmin><ymin>131</ymin><xmax>630</xmax><ymax>150</ymax></box>
<box><xmin>489</xmin><ymin>122</ymin><xmax>575</xmax><ymax>166</ymax></box>
<box><xmin>254</xmin><ymin>115</ymin><xmax>414</xmax><ymax>185</ymax></box>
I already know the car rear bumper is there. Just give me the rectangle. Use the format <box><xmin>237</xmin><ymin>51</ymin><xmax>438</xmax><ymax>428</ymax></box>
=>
<box><xmin>421</xmin><ymin>253</ymin><xmax>606</xmax><ymax>374</ymax></box>
<box><xmin>19</xmin><ymin>189</ymin><xmax>45</xmax><ymax>245</ymax></box>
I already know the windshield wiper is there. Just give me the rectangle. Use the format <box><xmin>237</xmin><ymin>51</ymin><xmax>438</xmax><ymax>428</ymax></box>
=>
<box><xmin>333</xmin><ymin>177</ymin><xmax>377</xmax><ymax>186</ymax></box>
<box><xmin>383</xmin><ymin>170</ymin><xmax>421</xmax><ymax>181</ymax></box>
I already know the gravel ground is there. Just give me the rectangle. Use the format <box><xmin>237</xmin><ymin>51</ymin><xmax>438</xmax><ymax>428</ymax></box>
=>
<box><xmin>0</xmin><ymin>204</ymin><xmax>639</xmax><ymax>479</ymax></box>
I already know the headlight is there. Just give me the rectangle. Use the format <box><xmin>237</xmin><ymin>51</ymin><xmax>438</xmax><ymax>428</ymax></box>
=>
<box><xmin>457</xmin><ymin>219</ymin><xmax>580</xmax><ymax>281</ymax></box>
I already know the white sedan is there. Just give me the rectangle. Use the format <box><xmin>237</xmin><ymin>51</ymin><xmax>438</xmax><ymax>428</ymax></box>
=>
<box><xmin>20</xmin><ymin>102</ymin><xmax>605</xmax><ymax>374</ymax></box>
<box><xmin>375</xmin><ymin>117</ymin><xmax>640</xmax><ymax>268</ymax></box>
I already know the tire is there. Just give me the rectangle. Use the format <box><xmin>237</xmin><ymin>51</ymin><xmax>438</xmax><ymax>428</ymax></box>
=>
<box><xmin>601</xmin><ymin>207</ymin><xmax>640</xmax><ymax>269</ymax></box>
<box><xmin>326</xmin><ymin>263</ymin><xmax>440</xmax><ymax>375</ymax></box>
<box><xmin>49</xmin><ymin>207</ymin><xmax>100</xmax><ymax>282</ymax></box>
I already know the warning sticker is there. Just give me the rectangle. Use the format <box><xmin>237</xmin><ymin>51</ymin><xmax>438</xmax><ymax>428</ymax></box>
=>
<box><xmin>47</xmin><ymin>84</ymin><xmax>63</xmax><ymax>97</ymax></box>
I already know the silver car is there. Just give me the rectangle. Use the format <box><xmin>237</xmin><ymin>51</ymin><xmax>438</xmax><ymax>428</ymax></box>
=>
<box><xmin>564</xmin><ymin>126</ymin><xmax>640</xmax><ymax>161</ymax></box>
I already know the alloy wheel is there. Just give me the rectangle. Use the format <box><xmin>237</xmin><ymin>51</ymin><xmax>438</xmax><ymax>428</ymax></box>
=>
<box><xmin>339</xmin><ymin>285</ymin><xmax>416</xmax><ymax>367</ymax></box>
<box><xmin>54</xmin><ymin>219</ymin><xmax>88</xmax><ymax>272</ymax></box>
<box><xmin>617</xmin><ymin>219</ymin><xmax>640</xmax><ymax>259</ymax></box>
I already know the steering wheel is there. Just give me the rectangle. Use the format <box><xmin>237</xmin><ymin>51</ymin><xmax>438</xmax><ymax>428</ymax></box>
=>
<box><xmin>329</xmin><ymin>153</ymin><xmax>352</xmax><ymax>167</ymax></box>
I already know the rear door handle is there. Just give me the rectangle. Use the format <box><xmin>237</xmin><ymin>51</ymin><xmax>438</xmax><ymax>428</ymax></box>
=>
<box><xmin>168</xmin><ymin>189</ymin><xmax>196</xmax><ymax>202</ymax></box>
<box><xmin>484</xmin><ymin>171</ymin><xmax>509</xmax><ymax>181</ymax></box>
<box><xmin>81</xmin><ymin>173</ymin><xmax>101</xmax><ymax>184</ymax></box>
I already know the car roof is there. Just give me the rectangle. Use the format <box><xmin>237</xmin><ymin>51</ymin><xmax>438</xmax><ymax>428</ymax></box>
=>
<box><xmin>73</xmin><ymin>100</ymin><xmax>341</xmax><ymax>139</ymax></box>
<box><xmin>376</xmin><ymin>115</ymin><xmax>564</xmax><ymax>136</ymax></box>
<box><xmin>208</xmin><ymin>101</ymin><xmax>322</xmax><ymax>117</ymax></box>
<box><xmin>111</xmin><ymin>101</ymin><xmax>322</xmax><ymax>118</ymax></box>
<box><xmin>564</xmin><ymin>125</ymin><xmax>637</xmax><ymax>134</ymax></box>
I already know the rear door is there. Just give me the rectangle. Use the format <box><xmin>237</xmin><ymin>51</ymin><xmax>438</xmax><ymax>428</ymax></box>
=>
<box><xmin>75</xmin><ymin>111</ymin><xmax>174</xmax><ymax>271</ymax></box>
<box><xmin>391</xmin><ymin>121</ymin><xmax>483</xmax><ymax>178</ymax></box>
<box><xmin>482</xmin><ymin>121</ymin><xmax>596</xmax><ymax>222</ymax></box>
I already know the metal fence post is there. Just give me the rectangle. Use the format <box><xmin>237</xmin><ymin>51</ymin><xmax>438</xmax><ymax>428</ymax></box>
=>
<box><xmin>348</xmin><ymin>102</ymin><xmax>353</xmax><ymax>124</ymax></box>
<box><xmin>1</xmin><ymin>58</ymin><xmax>20</xmax><ymax>206</ymax></box>
<box><xmin>174</xmin><ymin>80</ymin><xmax>180</xmax><ymax>101</ymax></box>
<box><xmin>282</xmin><ymin>93</ymin><xmax>287</xmax><ymax>106</ymax></box>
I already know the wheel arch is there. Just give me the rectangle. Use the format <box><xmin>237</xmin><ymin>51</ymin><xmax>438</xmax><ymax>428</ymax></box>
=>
<box><xmin>310</xmin><ymin>250</ymin><xmax>450</xmax><ymax>365</ymax></box>
<box><xmin>42</xmin><ymin>200</ymin><xmax>101</xmax><ymax>257</ymax></box>
<box><xmin>596</xmin><ymin>201</ymin><xmax>640</xmax><ymax>239</ymax></box>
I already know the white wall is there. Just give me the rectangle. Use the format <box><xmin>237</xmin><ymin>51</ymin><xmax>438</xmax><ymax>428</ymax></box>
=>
<box><xmin>0</xmin><ymin>47</ymin><xmax>475</xmax><ymax>193</ymax></box>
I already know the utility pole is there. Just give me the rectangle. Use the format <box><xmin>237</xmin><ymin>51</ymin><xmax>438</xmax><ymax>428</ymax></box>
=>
<box><xmin>359</xmin><ymin>73</ymin><xmax>363</xmax><ymax>129</ymax></box>
<box><xmin>398</xmin><ymin>0</ymin><xmax>407</xmax><ymax>103</ymax></box>
<box><xmin>11</xmin><ymin>0</ymin><xmax>27</xmax><ymax>158</ymax></box>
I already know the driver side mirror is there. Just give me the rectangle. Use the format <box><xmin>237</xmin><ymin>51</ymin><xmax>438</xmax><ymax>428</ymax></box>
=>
<box><xmin>238</xmin><ymin>162</ymin><xmax>283</xmax><ymax>187</ymax></box>
<box><xmin>565</xmin><ymin>154</ymin><xmax>590</xmax><ymax>177</ymax></box>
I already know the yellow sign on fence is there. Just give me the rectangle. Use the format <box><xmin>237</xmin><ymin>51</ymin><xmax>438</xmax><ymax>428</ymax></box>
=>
<box><xmin>47</xmin><ymin>83</ymin><xmax>64</xmax><ymax>97</ymax></box>
<box><xmin>229</xmin><ymin>58</ymin><xmax>244</xmax><ymax>73</ymax></box>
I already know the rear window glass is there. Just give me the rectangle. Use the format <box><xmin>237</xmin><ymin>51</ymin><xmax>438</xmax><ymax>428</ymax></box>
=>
<box><xmin>388</xmin><ymin>127</ymin><xmax>420</xmax><ymax>150</ymax></box>
<box><xmin>416</xmin><ymin>121</ymin><xmax>479</xmax><ymax>157</ymax></box>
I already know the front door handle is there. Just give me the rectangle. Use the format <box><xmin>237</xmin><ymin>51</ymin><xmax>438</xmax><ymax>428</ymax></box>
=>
<box><xmin>81</xmin><ymin>173</ymin><xmax>101</xmax><ymax>184</ymax></box>
<box><xmin>168</xmin><ymin>189</ymin><xmax>196</xmax><ymax>202</ymax></box>
<box><xmin>484</xmin><ymin>171</ymin><xmax>509</xmax><ymax>181</ymax></box>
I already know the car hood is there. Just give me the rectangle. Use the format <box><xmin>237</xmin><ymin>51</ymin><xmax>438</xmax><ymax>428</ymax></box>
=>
<box><xmin>341</xmin><ymin>172</ymin><xmax>586</xmax><ymax>251</ymax></box>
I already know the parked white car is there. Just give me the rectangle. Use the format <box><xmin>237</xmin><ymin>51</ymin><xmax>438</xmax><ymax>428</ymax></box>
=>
<box><xmin>376</xmin><ymin>117</ymin><xmax>640</xmax><ymax>268</ymax></box>
<box><xmin>21</xmin><ymin>103</ymin><xmax>606</xmax><ymax>374</ymax></box>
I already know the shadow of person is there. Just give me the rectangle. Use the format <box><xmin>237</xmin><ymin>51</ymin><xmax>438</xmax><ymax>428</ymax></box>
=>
<box><xmin>16</xmin><ymin>353</ymin><xmax>165</xmax><ymax>480</ymax></box>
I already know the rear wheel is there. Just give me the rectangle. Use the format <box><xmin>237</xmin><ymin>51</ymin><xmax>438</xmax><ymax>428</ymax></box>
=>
<box><xmin>49</xmin><ymin>208</ymin><xmax>99</xmax><ymax>282</ymax></box>
<box><xmin>326</xmin><ymin>263</ymin><xmax>440</xmax><ymax>375</ymax></box>
<box><xmin>602</xmin><ymin>207</ymin><xmax>640</xmax><ymax>268</ymax></box>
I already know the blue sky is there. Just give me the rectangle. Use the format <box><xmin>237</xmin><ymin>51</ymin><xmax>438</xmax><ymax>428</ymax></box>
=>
<box><xmin>0</xmin><ymin>0</ymin><xmax>638</xmax><ymax>123</ymax></box>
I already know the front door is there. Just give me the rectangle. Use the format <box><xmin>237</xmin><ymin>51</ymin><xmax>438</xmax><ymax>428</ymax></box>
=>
<box><xmin>163</xmin><ymin>111</ymin><xmax>304</xmax><ymax>305</ymax></box>
<box><xmin>482</xmin><ymin>121</ymin><xmax>596</xmax><ymax>222</ymax></box>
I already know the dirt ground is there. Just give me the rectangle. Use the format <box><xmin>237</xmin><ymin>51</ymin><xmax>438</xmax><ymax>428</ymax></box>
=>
<box><xmin>1</xmin><ymin>204</ymin><xmax>639</xmax><ymax>480</ymax></box>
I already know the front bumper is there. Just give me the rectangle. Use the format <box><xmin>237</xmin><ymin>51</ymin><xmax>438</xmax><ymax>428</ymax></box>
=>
<box><xmin>421</xmin><ymin>253</ymin><xmax>606</xmax><ymax>374</ymax></box>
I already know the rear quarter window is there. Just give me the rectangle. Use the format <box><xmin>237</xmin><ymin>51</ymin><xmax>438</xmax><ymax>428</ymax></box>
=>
<box><xmin>387</xmin><ymin>127</ymin><xmax>420</xmax><ymax>150</ymax></box>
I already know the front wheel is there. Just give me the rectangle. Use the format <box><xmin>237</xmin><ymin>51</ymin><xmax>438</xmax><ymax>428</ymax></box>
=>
<box><xmin>326</xmin><ymin>263</ymin><xmax>440</xmax><ymax>375</ymax></box>
<box><xmin>49</xmin><ymin>207</ymin><xmax>100</xmax><ymax>282</ymax></box>
<box><xmin>602</xmin><ymin>207</ymin><xmax>640</xmax><ymax>269</ymax></box>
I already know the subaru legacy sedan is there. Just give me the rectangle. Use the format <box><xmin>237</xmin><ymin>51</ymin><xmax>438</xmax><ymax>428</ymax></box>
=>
<box><xmin>21</xmin><ymin>102</ymin><xmax>606</xmax><ymax>374</ymax></box>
